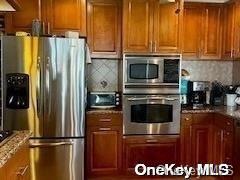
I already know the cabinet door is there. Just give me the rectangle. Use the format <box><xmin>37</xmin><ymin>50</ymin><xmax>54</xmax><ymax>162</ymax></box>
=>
<box><xmin>123</xmin><ymin>0</ymin><xmax>153</xmax><ymax>52</ymax></box>
<box><xmin>87</xmin><ymin>126</ymin><xmax>122</xmax><ymax>176</ymax></box>
<box><xmin>153</xmin><ymin>0</ymin><xmax>183</xmax><ymax>53</ymax></box>
<box><xmin>87</xmin><ymin>0</ymin><xmax>121</xmax><ymax>58</ymax></box>
<box><xmin>200</xmin><ymin>4</ymin><xmax>222</xmax><ymax>59</ymax></box>
<box><xmin>222</xmin><ymin>2</ymin><xmax>235</xmax><ymax>59</ymax></box>
<box><xmin>6</xmin><ymin>0</ymin><xmax>40</xmax><ymax>33</ymax></box>
<box><xmin>212</xmin><ymin>126</ymin><xmax>225</xmax><ymax>164</ymax></box>
<box><xmin>42</xmin><ymin>0</ymin><xmax>86</xmax><ymax>36</ymax></box>
<box><xmin>234</xmin><ymin>1</ymin><xmax>240</xmax><ymax>59</ymax></box>
<box><xmin>181</xmin><ymin>113</ymin><xmax>213</xmax><ymax>166</ymax></box>
<box><xmin>123</xmin><ymin>135</ymin><xmax>179</xmax><ymax>173</ymax></box>
<box><xmin>191</xmin><ymin>124</ymin><xmax>213</xmax><ymax>166</ymax></box>
<box><xmin>182</xmin><ymin>3</ymin><xmax>202</xmax><ymax>59</ymax></box>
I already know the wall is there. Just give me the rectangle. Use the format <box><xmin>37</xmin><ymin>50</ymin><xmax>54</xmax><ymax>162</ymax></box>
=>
<box><xmin>182</xmin><ymin>60</ymin><xmax>233</xmax><ymax>85</ymax></box>
<box><xmin>87</xmin><ymin>59</ymin><xmax>235</xmax><ymax>92</ymax></box>
<box><xmin>232</xmin><ymin>61</ymin><xmax>240</xmax><ymax>85</ymax></box>
<box><xmin>87</xmin><ymin>59</ymin><xmax>119</xmax><ymax>91</ymax></box>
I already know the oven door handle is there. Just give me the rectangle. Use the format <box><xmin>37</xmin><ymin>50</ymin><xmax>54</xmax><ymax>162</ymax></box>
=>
<box><xmin>127</xmin><ymin>97</ymin><xmax>178</xmax><ymax>101</ymax></box>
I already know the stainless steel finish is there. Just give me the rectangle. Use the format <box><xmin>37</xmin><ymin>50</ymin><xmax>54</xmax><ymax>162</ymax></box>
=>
<box><xmin>123</xmin><ymin>94</ymin><xmax>180</xmax><ymax>135</ymax></box>
<box><xmin>91</xmin><ymin>105</ymin><xmax>116</xmax><ymax>109</ymax></box>
<box><xmin>2</xmin><ymin>36</ymin><xmax>43</xmax><ymax>137</ymax></box>
<box><xmin>192</xmin><ymin>81</ymin><xmax>210</xmax><ymax>91</ymax></box>
<box><xmin>2</xmin><ymin>36</ymin><xmax>86</xmax><ymax>180</ymax></box>
<box><xmin>123</xmin><ymin>53</ymin><xmax>181</xmax><ymax>95</ymax></box>
<box><xmin>42</xmin><ymin>37</ymin><xmax>85</xmax><ymax>137</ymax></box>
<box><xmin>90</xmin><ymin>91</ymin><xmax>116</xmax><ymax>95</ymax></box>
<box><xmin>29</xmin><ymin>138</ymin><xmax>84</xmax><ymax>180</ymax></box>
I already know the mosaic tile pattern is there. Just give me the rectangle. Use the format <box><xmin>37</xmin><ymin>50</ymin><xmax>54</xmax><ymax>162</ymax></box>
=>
<box><xmin>182</xmin><ymin>60</ymin><xmax>233</xmax><ymax>85</ymax></box>
<box><xmin>87</xmin><ymin>59</ymin><xmax>118</xmax><ymax>91</ymax></box>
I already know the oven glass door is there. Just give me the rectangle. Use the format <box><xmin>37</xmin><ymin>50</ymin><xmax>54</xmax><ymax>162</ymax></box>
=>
<box><xmin>126</xmin><ymin>58</ymin><xmax>163</xmax><ymax>84</ymax></box>
<box><xmin>131</xmin><ymin>104</ymin><xmax>172</xmax><ymax>123</ymax></box>
<box><xmin>123</xmin><ymin>95</ymin><xmax>180</xmax><ymax>135</ymax></box>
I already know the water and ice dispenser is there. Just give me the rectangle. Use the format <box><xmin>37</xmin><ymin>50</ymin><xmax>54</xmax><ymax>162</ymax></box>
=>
<box><xmin>6</xmin><ymin>73</ymin><xmax>29</xmax><ymax>109</ymax></box>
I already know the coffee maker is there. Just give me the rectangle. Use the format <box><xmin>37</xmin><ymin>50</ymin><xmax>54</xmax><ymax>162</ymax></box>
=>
<box><xmin>188</xmin><ymin>81</ymin><xmax>211</xmax><ymax>109</ymax></box>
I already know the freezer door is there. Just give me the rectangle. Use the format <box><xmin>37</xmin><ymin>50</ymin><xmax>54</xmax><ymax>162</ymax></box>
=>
<box><xmin>2</xmin><ymin>36</ymin><xmax>43</xmax><ymax>137</ymax></box>
<box><xmin>29</xmin><ymin>138</ymin><xmax>84</xmax><ymax>180</ymax></box>
<box><xmin>43</xmin><ymin>37</ymin><xmax>85</xmax><ymax>137</ymax></box>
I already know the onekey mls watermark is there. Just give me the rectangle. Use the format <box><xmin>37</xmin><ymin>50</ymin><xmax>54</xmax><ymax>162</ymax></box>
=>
<box><xmin>135</xmin><ymin>164</ymin><xmax>233</xmax><ymax>179</ymax></box>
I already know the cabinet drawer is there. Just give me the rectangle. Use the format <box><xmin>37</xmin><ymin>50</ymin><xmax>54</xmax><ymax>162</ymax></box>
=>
<box><xmin>87</xmin><ymin>113</ymin><xmax>122</xmax><ymax>127</ymax></box>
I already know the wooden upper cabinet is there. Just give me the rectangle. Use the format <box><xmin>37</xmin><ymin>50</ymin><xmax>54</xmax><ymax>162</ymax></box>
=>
<box><xmin>153</xmin><ymin>0</ymin><xmax>183</xmax><ymax>53</ymax></box>
<box><xmin>87</xmin><ymin>0</ymin><xmax>121</xmax><ymax>58</ymax></box>
<box><xmin>183</xmin><ymin>3</ymin><xmax>223</xmax><ymax>60</ymax></box>
<box><xmin>222</xmin><ymin>1</ymin><xmax>235</xmax><ymax>59</ymax></box>
<box><xmin>200</xmin><ymin>4</ymin><xmax>222</xmax><ymax>59</ymax></box>
<box><xmin>182</xmin><ymin>4</ymin><xmax>202</xmax><ymax>59</ymax></box>
<box><xmin>123</xmin><ymin>0</ymin><xmax>152</xmax><ymax>52</ymax></box>
<box><xmin>7</xmin><ymin>0</ymin><xmax>40</xmax><ymax>33</ymax></box>
<box><xmin>234</xmin><ymin>0</ymin><xmax>240</xmax><ymax>59</ymax></box>
<box><xmin>42</xmin><ymin>0</ymin><xmax>86</xmax><ymax>36</ymax></box>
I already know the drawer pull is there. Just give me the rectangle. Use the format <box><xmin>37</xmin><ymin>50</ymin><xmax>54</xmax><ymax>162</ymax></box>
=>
<box><xmin>227</xmin><ymin>122</ymin><xmax>231</xmax><ymax>125</ymax></box>
<box><xmin>16</xmin><ymin>165</ymin><xmax>29</xmax><ymax>176</ymax></box>
<box><xmin>146</xmin><ymin>139</ymin><xmax>158</xmax><ymax>143</ymax></box>
<box><xmin>185</xmin><ymin>118</ymin><xmax>190</xmax><ymax>121</ymax></box>
<box><xmin>226</xmin><ymin>132</ymin><xmax>230</xmax><ymax>135</ymax></box>
<box><xmin>99</xmin><ymin>119</ymin><xmax>111</xmax><ymax>122</ymax></box>
<box><xmin>99</xmin><ymin>127</ymin><xmax>111</xmax><ymax>131</ymax></box>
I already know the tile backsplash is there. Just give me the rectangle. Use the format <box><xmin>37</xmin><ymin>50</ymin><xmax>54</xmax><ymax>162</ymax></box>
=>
<box><xmin>182</xmin><ymin>60</ymin><xmax>233</xmax><ymax>85</ymax></box>
<box><xmin>87</xmin><ymin>59</ymin><xmax>118</xmax><ymax>91</ymax></box>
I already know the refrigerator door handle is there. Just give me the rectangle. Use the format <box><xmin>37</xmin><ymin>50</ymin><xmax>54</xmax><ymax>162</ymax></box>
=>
<box><xmin>29</xmin><ymin>141</ymin><xmax>74</xmax><ymax>148</ymax></box>
<box><xmin>36</xmin><ymin>57</ymin><xmax>42</xmax><ymax>116</ymax></box>
<box><xmin>46</xmin><ymin>56</ymin><xmax>51</xmax><ymax>116</ymax></box>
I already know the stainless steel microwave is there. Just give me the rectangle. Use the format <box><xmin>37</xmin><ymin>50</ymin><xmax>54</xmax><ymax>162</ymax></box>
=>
<box><xmin>88</xmin><ymin>92</ymin><xmax>120</xmax><ymax>109</ymax></box>
<box><xmin>123</xmin><ymin>54</ymin><xmax>181</xmax><ymax>94</ymax></box>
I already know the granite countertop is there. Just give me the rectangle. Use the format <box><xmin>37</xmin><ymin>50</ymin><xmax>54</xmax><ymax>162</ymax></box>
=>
<box><xmin>0</xmin><ymin>131</ymin><xmax>32</xmax><ymax>168</ymax></box>
<box><xmin>86</xmin><ymin>107</ymin><xmax>123</xmax><ymax>115</ymax></box>
<box><xmin>182</xmin><ymin>106</ymin><xmax>240</xmax><ymax>120</ymax></box>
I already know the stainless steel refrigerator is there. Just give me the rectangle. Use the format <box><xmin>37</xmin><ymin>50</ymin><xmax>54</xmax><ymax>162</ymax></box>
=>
<box><xmin>1</xmin><ymin>36</ymin><xmax>86</xmax><ymax>180</ymax></box>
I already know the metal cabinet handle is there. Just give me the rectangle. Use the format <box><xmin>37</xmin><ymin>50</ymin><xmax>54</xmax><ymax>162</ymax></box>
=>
<box><xmin>16</xmin><ymin>165</ymin><xmax>29</xmax><ymax>176</ymax></box>
<box><xmin>185</xmin><ymin>118</ymin><xmax>190</xmax><ymax>121</ymax></box>
<box><xmin>146</xmin><ymin>139</ymin><xmax>158</xmax><ymax>143</ymax></box>
<box><xmin>29</xmin><ymin>141</ymin><xmax>73</xmax><ymax>148</ymax></box>
<box><xmin>227</xmin><ymin>122</ymin><xmax>231</xmax><ymax>125</ymax></box>
<box><xmin>99</xmin><ymin>119</ymin><xmax>111</xmax><ymax>122</ymax></box>
<box><xmin>47</xmin><ymin>22</ymin><xmax>51</xmax><ymax>35</ymax></box>
<box><xmin>99</xmin><ymin>127</ymin><xmax>111</xmax><ymax>131</ymax></box>
<box><xmin>154</xmin><ymin>41</ymin><xmax>157</xmax><ymax>52</ymax></box>
<box><xmin>149</xmin><ymin>41</ymin><xmax>153</xmax><ymax>52</ymax></box>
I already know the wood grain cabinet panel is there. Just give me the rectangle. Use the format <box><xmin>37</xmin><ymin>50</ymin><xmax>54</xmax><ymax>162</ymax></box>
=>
<box><xmin>200</xmin><ymin>4</ymin><xmax>222</xmax><ymax>59</ymax></box>
<box><xmin>183</xmin><ymin>3</ymin><xmax>223</xmax><ymax>60</ymax></box>
<box><xmin>123</xmin><ymin>135</ymin><xmax>180</xmax><ymax>174</ymax></box>
<box><xmin>222</xmin><ymin>2</ymin><xmax>235</xmax><ymax>59</ymax></box>
<box><xmin>87</xmin><ymin>0</ymin><xmax>121</xmax><ymax>58</ymax></box>
<box><xmin>153</xmin><ymin>0</ymin><xmax>183</xmax><ymax>53</ymax></box>
<box><xmin>182</xmin><ymin>4</ymin><xmax>202</xmax><ymax>59</ymax></box>
<box><xmin>42</xmin><ymin>0</ymin><xmax>86</xmax><ymax>36</ymax></box>
<box><xmin>6</xmin><ymin>0</ymin><xmax>40</xmax><ymax>33</ymax></box>
<box><xmin>86</xmin><ymin>113</ymin><xmax>123</xmax><ymax>177</ymax></box>
<box><xmin>123</xmin><ymin>0</ymin><xmax>152</xmax><ymax>52</ymax></box>
<box><xmin>0</xmin><ymin>142</ymin><xmax>30</xmax><ymax>180</ymax></box>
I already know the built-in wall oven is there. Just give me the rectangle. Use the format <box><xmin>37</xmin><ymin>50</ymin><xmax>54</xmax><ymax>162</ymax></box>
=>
<box><xmin>123</xmin><ymin>94</ymin><xmax>180</xmax><ymax>135</ymax></box>
<box><xmin>122</xmin><ymin>53</ymin><xmax>181</xmax><ymax>135</ymax></box>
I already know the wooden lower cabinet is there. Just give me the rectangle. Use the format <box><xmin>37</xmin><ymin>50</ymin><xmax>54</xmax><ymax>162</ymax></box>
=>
<box><xmin>0</xmin><ymin>142</ymin><xmax>30</xmax><ymax>180</ymax></box>
<box><xmin>181</xmin><ymin>113</ymin><xmax>214</xmax><ymax>166</ymax></box>
<box><xmin>123</xmin><ymin>135</ymin><xmax>180</xmax><ymax>174</ymax></box>
<box><xmin>86</xmin><ymin>113</ymin><xmax>123</xmax><ymax>177</ymax></box>
<box><xmin>181</xmin><ymin>113</ymin><xmax>234</xmax><ymax>168</ymax></box>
